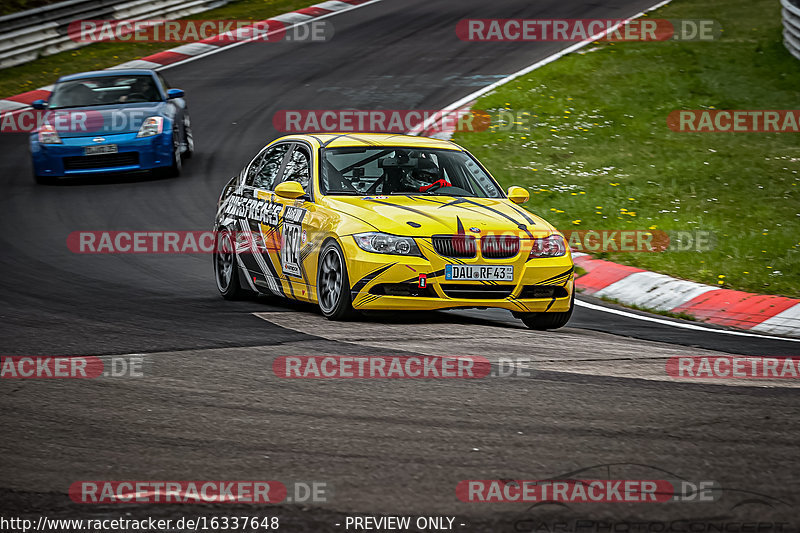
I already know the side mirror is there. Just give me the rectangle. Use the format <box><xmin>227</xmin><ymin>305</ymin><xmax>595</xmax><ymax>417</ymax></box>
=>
<box><xmin>275</xmin><ymin>181</ymin><xmax>306</xmax><ymax>199</ymax></box>
<box><xmin>32</xmin><ymin>99</ymin><xmax>47</xmax><ymax>110</ymax></box>
<box><xmin>166</xmin><ymin>88</ymin><xmax>185</xmax><ymax>99</ymax></box>
<box><xmin>507</xmin><ymin>186</ymin><xmax>530</xmax><ymax>204</ymax></box>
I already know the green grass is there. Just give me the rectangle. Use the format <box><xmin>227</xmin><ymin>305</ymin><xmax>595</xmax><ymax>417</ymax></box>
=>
<box><xmin>454</xmin><ymin>0</ymin><xmax>800</xmax><ymax>298</ymax></box>
<box><xmin>0</xmin><ymin>0</ymin><xmax>314</xmax><ymax>98</ymax></box>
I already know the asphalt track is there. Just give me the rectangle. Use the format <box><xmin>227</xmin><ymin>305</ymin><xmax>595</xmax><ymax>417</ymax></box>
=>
<box><xmin>0</xmin><ymin>0</ymin><xmax>798</xmax><ymax>530</ymax></box>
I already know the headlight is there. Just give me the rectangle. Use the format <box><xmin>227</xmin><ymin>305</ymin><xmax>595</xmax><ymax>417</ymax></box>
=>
<box><xmin>38</xmin><ymin>124</ymin><xmax>61</xmax><ymax>144</ymax></box>
<box><xmin>137</xmin><ymin>116</ymin><xmax>164</xmax><ymax>137</ymax></box>
<box><xmin>529</xmin><ymin>234</ymin><xmax>566</xmax><ymax>258</ymax></box>
<box><xmin>354</xmin><ymin>232</ymin><xmax>421</xmax><ymax>256</ymax></box>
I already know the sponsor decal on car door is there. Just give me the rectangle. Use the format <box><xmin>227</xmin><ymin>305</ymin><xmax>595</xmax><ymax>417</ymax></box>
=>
<box><xmin>281</xmin><ymin>205</ymin><xmax>306</xmax><ymax>278</ymax></box>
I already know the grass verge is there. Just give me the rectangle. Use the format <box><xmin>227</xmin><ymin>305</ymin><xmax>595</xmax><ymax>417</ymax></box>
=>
<box><xmin>454</xmin><ymin>0</ymin><xmax>800</xmax><ymax>298</ymax></box>
<box><xmin>0</xmin><ymin>0</ymin><xmax>314</xmax><ymax>99</ymax></box>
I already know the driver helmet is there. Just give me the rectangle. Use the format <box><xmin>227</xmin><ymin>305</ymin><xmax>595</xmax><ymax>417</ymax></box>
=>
<box><xmin>404</xmin><ymin>157</ymin><xmax>441</xmax><ymax>189</ymax></box>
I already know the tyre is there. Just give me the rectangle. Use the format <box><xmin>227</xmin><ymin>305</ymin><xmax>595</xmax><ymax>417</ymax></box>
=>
<box><xmin>158</xmin><ymin>129</ymin><xmax>182</xmax><ymax>178</ymax></box>
<box><xmin>214</xmin><ymin>229</ymin><xmax>249</xmax><ymax>300</ymax></box>
<box><xmin>519</xmin><ymin>292</ymin><xmax>574</xmax><ymax>330</ymax></box>
<box><xmin>317</xmin><ymin>240</ymin><xmax>356</xmax><ymax>320</ymax></box>
<box><xmin>183</xmin><ymin>114</ymin><xmax>194</xmax><ymax>159</ymax></box>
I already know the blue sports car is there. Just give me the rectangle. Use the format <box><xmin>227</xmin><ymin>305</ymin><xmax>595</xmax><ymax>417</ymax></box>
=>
<box><xmin>30</xmin><ymin>69</ymin><xmax>193</xmax><ymax>183</ymax></box>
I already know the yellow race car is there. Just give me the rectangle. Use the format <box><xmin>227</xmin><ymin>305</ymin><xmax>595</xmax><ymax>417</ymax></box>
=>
<box><xmin>213</xmin><ymin>133</ymin><xmax>574</xmax><ymax>330</ymax></box>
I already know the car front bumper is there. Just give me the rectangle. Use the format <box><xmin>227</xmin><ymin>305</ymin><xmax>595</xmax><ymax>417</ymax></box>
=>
<box><xmin>30</xmin><ymin>132</ymin><xmax>173</xmax><ymax>177</ymax></box>
<box><xmin>341</xmin><ymin>235</ymin><xmax>575</xmax><ymax>313</ymax></box>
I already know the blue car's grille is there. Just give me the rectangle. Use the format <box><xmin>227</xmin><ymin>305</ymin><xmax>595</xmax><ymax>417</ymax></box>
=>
<box><xmin>63</xmin><ymin>152</ymin><xmax>139</xmax><ymax>171</ymax></box>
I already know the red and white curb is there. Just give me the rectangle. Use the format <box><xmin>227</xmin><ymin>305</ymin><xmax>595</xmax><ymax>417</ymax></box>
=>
<box><xmin>0</xmin><ymin>0</ymin><xmax>374</xmax><ymax>114</ymax></box>
<box><xmin>573</xmin><ymin>252</ymin><xmax>800</xmax><ymax>338</ymax></box>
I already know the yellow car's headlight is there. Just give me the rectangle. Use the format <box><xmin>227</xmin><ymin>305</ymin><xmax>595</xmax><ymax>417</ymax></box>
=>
<box><xmin>354</xmin><ymin>232</ymin><xmax>422</xmax><ymax>257</ymax></box>
<box><xmin>529</xmin><ymin>235</ymin><xmax>566</xmax><ymax>258</ymax></box>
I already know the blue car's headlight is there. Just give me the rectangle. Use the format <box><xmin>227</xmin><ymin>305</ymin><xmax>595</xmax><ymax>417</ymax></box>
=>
<box><xmin>354</xmin><ymin>232</ymin><xmax>421</xmax><ymax>257</ymax></box>
<box><xmin>137</xmin><ymin>116</ymin><xmax>164</xmax><ymax>137</ymax></box>
<box><xmin>38</xmin><ymin>124</ymin><xmax>62</xmax><ymax>144</ymax></box>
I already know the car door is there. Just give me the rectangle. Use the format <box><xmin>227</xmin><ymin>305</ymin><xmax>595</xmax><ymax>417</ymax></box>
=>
<box><xmin>235</xmin><ymin>142</ymin><xmax>292</xmax><ymax>293</ymax></box>
<box><xmin>271</xmin><ymin>143</ymin><xmax>321</xmax><ymax>302</ymax></box>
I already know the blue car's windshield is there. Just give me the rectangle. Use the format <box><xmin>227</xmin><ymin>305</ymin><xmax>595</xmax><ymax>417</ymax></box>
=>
<box><xmin>49</xmin><ymin>75</ymin><xmax>162</xmax><ymax>109</ymax></box>
<box><xmin>320</xmin><ymin>147</ymin><xmax>504</xmax><ymax>198</ymax></box>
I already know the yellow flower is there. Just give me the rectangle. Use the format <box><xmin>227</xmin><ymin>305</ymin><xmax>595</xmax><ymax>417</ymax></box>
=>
<box><xmin>628</xmin><ymin>197</ymin><xmax>635</xmax><ymax>201</ymax></box>
<box><xmin>648</xmin><ymin>225</ymin><xmax>657</xmax><ymax>230</ymax></box>
<box><xmin>595</xmin><ymin>211</ymin><xmax>602</xmax><ymax>214</ymax></box>
<box><xmin>718</xmin><ymin>275</ymin><xmax>725</xmax><ymax>278</ymax></box>
<box><xmin>572</xmin><ymin>219</ymin><xmax>581</xmax><ymax>225</ymax></box>
<box><xmin>718</xmin><ymin>280</ymin><xmax>724</xmax><ymax>285</ymax></box>
<box><xmin>609</xmin><ymin>182</ymin><xmax>620</xmax><ymax>186</ymax></box>
<box><xmin>743</xmin><ymin>271</ymin><xmax>749</xmax><ymax>274</ymax></box>
<box><xmin>596</xmin><ymin>206</ymin><xmax>603</xmax><ymax>209</ymax></box>
<box><xmin>579</xmin><ymin>191</ymin><xmax>586</xmax><ymax>194</ymax></box>
<box><xmin>571</xmin><ymin>192</ymin><xmax>577</xmax><ymax>196</ymax></box>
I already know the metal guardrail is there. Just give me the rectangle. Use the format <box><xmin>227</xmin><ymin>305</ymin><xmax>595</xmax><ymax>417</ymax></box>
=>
<box><xmin>0</xmin><ymin>0</ymin><xmax>230</xmax><ymax>70</ymax></box>
<box><xmin>783</xmin><ymin>0</ymin><xmax>800</xmax><ymax>61</ymax></box>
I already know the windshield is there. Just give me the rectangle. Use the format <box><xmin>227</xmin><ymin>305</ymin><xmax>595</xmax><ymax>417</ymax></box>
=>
<box><xmin>320</xmin><ymin>147</ymin><xmax>504</xmax><ymax>198</ymax></box>
<box><xmin>48</xmin><ymin>75</ymin><xmax>162</xmax><ymax>109</ymax></box>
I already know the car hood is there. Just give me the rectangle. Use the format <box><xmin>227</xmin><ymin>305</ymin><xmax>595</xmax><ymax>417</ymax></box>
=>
<box><xmin>324</xmin><ymin>195</ymin><xmax>557</xmax><ymax>236</ymax></box>
<box><xmin>43</xmin><ymin>102</ymin><xmax>166</xmax><ymax>138</ymax></box>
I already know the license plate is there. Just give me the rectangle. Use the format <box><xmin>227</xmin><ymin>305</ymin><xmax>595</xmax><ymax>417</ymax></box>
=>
<box><xmin>445</xmin><ymin>264</ymin><xmax>514</xmax><ymax>281</ymax></box>
<box><xmin>84</xmin><ymin>144</ymin><xmax>118</xmax><ymax>156</ymax></box>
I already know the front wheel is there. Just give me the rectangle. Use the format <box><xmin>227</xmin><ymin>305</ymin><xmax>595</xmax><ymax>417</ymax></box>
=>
<box><xmin>157</xmin><ymin>129</ymin><xmax>182</xmax><ymax>178</ymax></box>
<box><xmin>317</xmin><ymin>240</ymin><xmax>356</xmax><ymax>320</ymax></box>
<box><xmin>519</xmin><ymin>292</ymin><xmax>574</xmax><ymax>330</ymax></box>
<box><xmin>214</xmin><ymin>229</ymin><xmax>249</xmax><ymax>300</ymax></box>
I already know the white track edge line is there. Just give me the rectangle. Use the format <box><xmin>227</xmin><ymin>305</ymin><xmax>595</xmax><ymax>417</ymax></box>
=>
<box><xmin>407</xmin><ymin>0</ymin><xmax>674</xmax><ymax>134</ymax></box>
<box><xmin>575</xmin><ymin>299</ymin><xmax>800</xmax><ymax>343</ymax></box>
<box><xmin>157</xmin><ymin>0</ymin><xmax>386</xmax><ymax>72</ymax></box>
